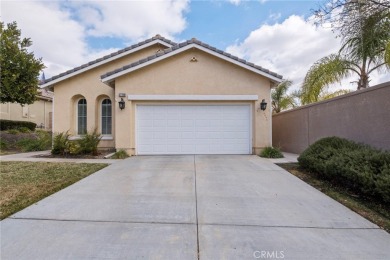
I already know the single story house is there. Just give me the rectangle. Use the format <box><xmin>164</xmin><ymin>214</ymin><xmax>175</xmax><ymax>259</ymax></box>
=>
<box><xmin>41</xmin><ymin>35</ymin><xmax>283</xmax><ymax>155</ymax></box>
<box><xmin>0</xmin><ymin>89</ymin><xmax>53</xmax><ymax>130</ymax></box>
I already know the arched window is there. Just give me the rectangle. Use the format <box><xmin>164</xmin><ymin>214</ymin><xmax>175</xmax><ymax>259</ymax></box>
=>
<box><xmin>101</xmin><ymin>99</ymin><xmax>112</xmax><ymax>135</ymax></box>
<box><xmin>77</xmin><ymin>99</ymin><xmax>87</xmax><ymax>135</ymax></box>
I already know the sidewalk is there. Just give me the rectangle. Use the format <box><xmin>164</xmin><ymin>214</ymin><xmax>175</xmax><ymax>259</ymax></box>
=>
<box><xmin>0</xmin><ymin>150</ymin><xmax>120</xmax><ymax>164</ymax></box>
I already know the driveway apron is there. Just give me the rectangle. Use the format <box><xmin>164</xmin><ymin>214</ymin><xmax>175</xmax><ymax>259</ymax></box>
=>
<box><xmin>1</xmin><ymin>155</ymin><xmax>390</xmax><ymax>259</ymax></box>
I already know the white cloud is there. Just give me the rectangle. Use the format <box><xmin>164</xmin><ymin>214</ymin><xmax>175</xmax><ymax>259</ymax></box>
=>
<box><xmin>71</xmin><ymin>0</ymin><xmax>189</xmax><ymax>40</ymax></box>
<box><xmin>2</xmin><ymin>1</ymin><xmax>88</xmax><ymax>76</ymax></box>
<box><xmin>226</xmin><ymin>15</ymin><xmax>390</xmax><ymax>92</ymax></box>
<box><xmin>1</xmin><ymin>0</ymin><xmax>189</xmax><ymax>78</ymax></box>
<box><xmin>228</xmin><ymin>0</ymin><xmax>242</xmax><ymax>5</ymax></box>
<box><xmin>227</xmin><ymin>15</ymin><xmax>342</xmax><ymax>91</ymax></box>
<box><xmin>268</xmin><ymin>12</ymin><xmax>281</xmax><ymax>22</ymax></box>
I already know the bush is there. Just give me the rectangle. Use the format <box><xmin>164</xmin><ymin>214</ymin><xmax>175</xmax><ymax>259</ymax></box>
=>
<box><xmin>260</xmin><ymin>146</ymin><xmax>284</xmax><ymax>158</ymax></box>
<box><xmin>0</xmin><ymin>119</ymin><xmax>36</xmax><ymax>131</ymax></box>
<box><xmin>17</xmin><ymin>127</ymin><xmax>31</xmax><ymax>133</ymax></box>
<box><xmin>111</xmin><ymin>149</ymin><xmax>129</xmax><ymax>159</ymax></box>
<box><xmin>0</xmin><ymin>139</ymin><xmax>8</xmax><ymax>150</ymax></box>
<box><xmin>52</xmin><ymin>130</ymin><xmax>102</xmax><ymax>156</ymax></box>
<box><xmin>77</xmin><ymin>129</ymin><xmax>102</xmax><ymax>155</ymax></box>
<box><xmin>298</xmin><ymin>136</ymin><xmax>390</xmax><ymax>204</ymax></box>
<box><xmin>16</xmin><ymin>131</ymin><xmax>52</xmax><ymax>152</ymax></box>
<box><xmin>52</xmin><ymin>131</ymin><xmax>70</xmax><ymax>155</ymax></box>
<box><xmin>68</xmin><ymin>141</ymin><xmax>82</xmax><ymax>155</ymax></box>
<box><xmin>7</xmin><ymin>129</ymin><xmax>19</xmax><ymax>135</ymax></box>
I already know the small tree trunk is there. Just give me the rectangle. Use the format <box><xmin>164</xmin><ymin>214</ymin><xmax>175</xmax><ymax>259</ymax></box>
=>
<box><xmin>357</xmin><ymin>73</ymin><xmax>369</xmax><ymax>89</ymax></box>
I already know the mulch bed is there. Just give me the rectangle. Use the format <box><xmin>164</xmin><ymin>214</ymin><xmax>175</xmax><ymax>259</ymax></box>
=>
<box><xmin>33</xmin><ymin>150</ymin><xmax>114</xmax><ymax>159</ymax></box>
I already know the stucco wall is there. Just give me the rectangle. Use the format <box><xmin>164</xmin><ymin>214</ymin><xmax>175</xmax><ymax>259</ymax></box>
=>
<box><xmin>115</xmin><ymin>49</ymin><xmax>273</xmax><ymax>155</ymax></box>
<box><xmin>272</xmin><ymin>82</ymin><xmax>390</xmax><ymax>154</ymax></box>
<box><xmin>51</xmin><ymin>44</ymin><xmax>165</xmax><ymax>148</ymax></box>
<box><xmin>0</xmin><ymin>99</ymin><xmax>52</xmax><ymax>129</ymax></box>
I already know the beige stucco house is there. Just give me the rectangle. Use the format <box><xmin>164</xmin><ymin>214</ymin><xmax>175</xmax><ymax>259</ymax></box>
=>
<box><xmin>0</xmin><ymin>89</ymin><xmax>53</xmax><ymax>130</ymax></box>
<box><xmin>41</xmin><ymin>35</ymin><xmax>283</xmax><ymax>155</ymax></box>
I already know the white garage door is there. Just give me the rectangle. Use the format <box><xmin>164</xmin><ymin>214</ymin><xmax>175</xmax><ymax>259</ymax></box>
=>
<box><xmin>136</xmin><ymin>105</ymin><xmax>251</xmax><ymax>155</ymax></box>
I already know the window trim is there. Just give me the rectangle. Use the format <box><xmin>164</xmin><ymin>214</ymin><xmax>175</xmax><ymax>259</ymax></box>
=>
<box><xmin>101</xmin><ymin>98</ymin><xmax>112</xmax><ymax>136</ymax></box>
<box><xmin>77</xmin><ymin>98</ymin><xmax>87</xmax><ymax>135</ymax></box>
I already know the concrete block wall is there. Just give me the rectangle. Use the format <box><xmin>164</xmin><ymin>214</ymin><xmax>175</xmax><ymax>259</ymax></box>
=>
<box><xmin>272</xmin><ymin>81</ymin><xmax>390</xmax><ymax>154</ymax></box>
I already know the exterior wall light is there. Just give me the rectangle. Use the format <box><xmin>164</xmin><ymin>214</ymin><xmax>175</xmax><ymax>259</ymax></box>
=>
<box><xmin>119</xmin><ymin>98</ymin><xmax>125</xmax><ymax>110</ymax></box>
<box><xmin>260</xmin><ymin>99</ymin><xmax>267</xmax><ymax>111</ymax></box>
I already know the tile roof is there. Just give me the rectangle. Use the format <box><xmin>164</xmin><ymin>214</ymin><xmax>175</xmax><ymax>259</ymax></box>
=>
<box><xmin>101</xmin><ymin>37</ymin><xmax>283</xmax><ymax>81</ymax></box>
<box><xmin>40</xmin><ymin>35</ymin><xmax>176</xmax><ymax>85</ymax></box>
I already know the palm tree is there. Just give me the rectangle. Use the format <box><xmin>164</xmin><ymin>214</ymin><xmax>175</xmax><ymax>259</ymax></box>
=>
<box><xmin>271</xmin><ymin>80</ymin><xmax>296</xmax><ymax>113</ymax></box>
<box><xmin>386</xmin><ymin>41</ymin><xmax>390</xmax><ymax>65</ymax></box>
<box><xmin>302</xmin><ymin>6</ymin><xmax>390</xmax><ymax>103</ymax></box>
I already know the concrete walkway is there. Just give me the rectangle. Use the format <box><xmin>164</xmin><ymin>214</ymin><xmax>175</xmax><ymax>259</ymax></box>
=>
<box><xmin>0</xmin><ymin>150</ymin><xmax>119</xmax><ymax>164</ymax></box>
<box><xmin>1</xmin><ymin>155</ymin><xmax>389</xmax><ymax>259</ymax></box>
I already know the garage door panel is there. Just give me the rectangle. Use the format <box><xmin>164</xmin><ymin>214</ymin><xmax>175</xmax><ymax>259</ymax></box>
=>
<box><xmin>223</xmin><ymin>131</ymin><xmax>248</xmax><ymax>139</ymax></box>
<box><xmin>181</xmin><ymin>144</ymin><xmax>195</xmax><ymax>153</ymax></box>
<box><xmin>167</xmin><ymin>132</ymin><xmax>181</xmax><ymax>139</ymax></box>
<box><xmin>196</xmin><ymin>132</ymin><xmax>222</xmax><ymax>139</ymax></box>
<box><xmin>153</xmin><ymin>120</ymin><xmax>166</xmax><ymax>127</ymax></box>
<box><xmin>182</xmin><ymin>132</ymin><xmax>195</xmax><ymax>138</ymax></box>
<box><xmin>167</xmin><ymin>144</ymin><xmax>180</xmax><ymax>152</ymax></box>
<box><xmin>137</xmin><ymin>105</ymin><xmax>251</xmax><ymax>155</ymax></box>
<box><xmin>181</xmin><ymin>120</ymin><xmax>194</xmax><ymax>127</ymax></box>
<box><xmin>138</xmin><ymin>120</ymin><xmax>153</xmax><ymax>127</ymax></box>
<box><xmin>167</xmin><ymin>119</ymin><xmax>180</xmax><ymax>126</ymax></box>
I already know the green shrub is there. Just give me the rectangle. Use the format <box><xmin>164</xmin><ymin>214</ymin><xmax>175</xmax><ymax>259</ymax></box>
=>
<box><xmin>7</xmin><ymin>129</ymin><xmax>19</xmax><ymax>135</ymax></box>
<box><xmin>17</xmin><ymin>138</ymin><xmax>41</xmax><ymax>152</ymax></box>
<box><xmin>260</xmin><ymin>146</ymin><xmax>284</xmax><ymax>158</ymax></box>
<box><xmin>52</xmin><ymin>131</ymin><xmax>70</xmax><ymax>155</ymax></box>
<box><xmin>77</xmin><ymin>129</ymin><xmax>102</xmax><ymax>155</ymax></box>
<box><xmin>17</xmin><ymin>127</ymin><xmax>31</xmax><ymax>133</ymax></box>
<box><xmin>0</xmin><ymin>119</ymin><xmax>36</xmax><ymax>131</ymax></box>
<box><xmin>111</xmin><ymin>149</ymin><xmax>129</xmax><ymax>159</ymax></box>
<box><xmin>52</xmin><ymin>130</ymin><xmax>102</xmax><ymax>156</ymax></box>
<box><xmin>68</xmin><ymin>141</ymin><xmax>82</xmax><ymax>155</ymax></box>
<box><xmin>0</xmin><ymin>139</ymin><xmax>8</xmax><ymax>150</ymax></box>
<box><xmin>298</xmin><ymin>136</ymin><xmax>390</xmax><ymax>204</ymax></box>
<box><xmin>16</xmin><ymin>131</ymin><xmax>52</xmax><ymax>152</ymax></box>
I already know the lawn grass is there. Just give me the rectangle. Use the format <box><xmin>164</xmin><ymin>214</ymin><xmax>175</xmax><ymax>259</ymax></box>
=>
<box><xmin>278</xmin><ymin>163</ymin><xmax>390</xmax><ymax>233</ymax></box>
<box><xmin>0</xmin><ymin>162</ymin><xmax>108</xmax><ymax>219</ymax></box>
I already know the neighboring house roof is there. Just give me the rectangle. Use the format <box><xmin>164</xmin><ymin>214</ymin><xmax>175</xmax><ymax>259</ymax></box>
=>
<box><xmin>40</xmin><ymin>35</ymin><xmax>176</xmax><ymax>89</ymax></box>
<box><xmin>37</xmin><ymin>89</ymin><xmax>53</xmax><ymax>101</ymax></box>
<box><xmin>101</xmin><ymin>38</ymin><xmax>283</xmax><ymax>85</ymax></box>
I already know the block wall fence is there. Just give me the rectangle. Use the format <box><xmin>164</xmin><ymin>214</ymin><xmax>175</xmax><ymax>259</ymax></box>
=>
<box><xmin>272</xmin><ymin>81</ymin><xmax>390</xmax><ymax>154</ymax></box>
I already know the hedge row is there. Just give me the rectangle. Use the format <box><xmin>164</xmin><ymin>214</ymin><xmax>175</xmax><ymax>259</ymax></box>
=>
<box><xmin>298</xmin><ymin>137</ymin><xmax>390</xmax><ymax>204</ymax></box>
<box><xmin>0</xmin><ymin>119</ymin><xmax>37</xmax><ymax>131</ymax></box>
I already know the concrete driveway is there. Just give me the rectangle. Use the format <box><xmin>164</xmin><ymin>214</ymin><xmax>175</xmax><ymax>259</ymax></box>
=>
<box><xmin>2</xmin><ymin>155</ymin><xmax>390</xmax><ymax>259</ymax></box>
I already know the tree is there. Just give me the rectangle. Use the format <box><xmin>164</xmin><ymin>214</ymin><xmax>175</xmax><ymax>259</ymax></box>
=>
<box><xmin>386</xmin><ymin>41</ymin><xmax>390</xmax><ymax>65</ymax></box>
<box><xmin>271</xmin><ymin>80</ymin><xmax>296</xmax><ymax>113</ymax></box>
<box><xmin>313</xmin><ymin>0</ymin><xmax>390</xmax><ymax>35</ymax></box>
<box><xmin>0</xmin><ymin>21</ymin><xmax>45</xmax><ymax>105</ymax></box>
<box><xmin>302</xmin><ymin>0</ymin><xmax>390</xmax><ymax>97</ymax></box>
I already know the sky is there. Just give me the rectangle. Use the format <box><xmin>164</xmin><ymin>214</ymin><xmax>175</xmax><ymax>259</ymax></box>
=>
<box><xmin>1</xmin><ymin>0</ymin><xmax>389</xmax><ymax>93</ymax></box>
